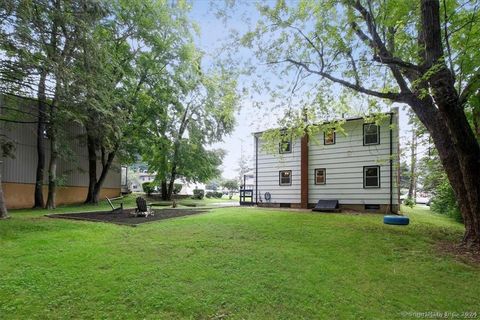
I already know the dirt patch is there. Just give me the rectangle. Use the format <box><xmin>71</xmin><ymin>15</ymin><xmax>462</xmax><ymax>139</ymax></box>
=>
<box><xmin>46</xmin><ymin>208</ymin><xmax>208</xmax><ymax>226</ymax></box>
<box><xmin>436</xmin><ymin>241</ymin><xmax>480</xmax><ymax>266</ymax></box>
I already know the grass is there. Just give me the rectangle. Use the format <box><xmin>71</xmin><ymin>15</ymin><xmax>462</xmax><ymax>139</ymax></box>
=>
<box><xmin>0</xmin><ymin>203</ymin><xmax>479</xmax><ymax>319</ymax></box>
<box><xmin>148</xmin><ymin>194</ymin><xmax>239</xmax><ymax>207</ymax></box>
<box><xmin>7</xmin><ymin>194</ymin><xmax>237</xmax><ymax>214</ymax></box>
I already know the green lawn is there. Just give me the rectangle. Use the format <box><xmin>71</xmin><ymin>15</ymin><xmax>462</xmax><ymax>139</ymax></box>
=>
<box><xmin>0</xmin><ymin>204</ymin><xmax>478</xmax><ymax>319</ymax></box>
<box><xmin>147</xmin><ymin>194</ymin><xmax>239</xmax><ymax>207</ymax></box>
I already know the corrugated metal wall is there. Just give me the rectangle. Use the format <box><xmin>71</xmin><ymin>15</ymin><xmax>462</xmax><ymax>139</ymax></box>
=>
<box><xmin>0</xmin><ymin>95</ymin><xmax>120</xmax><ymax>188</ymax></box>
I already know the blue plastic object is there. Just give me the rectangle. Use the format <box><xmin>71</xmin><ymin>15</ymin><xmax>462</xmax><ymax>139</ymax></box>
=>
<box><xmin>384</xmin><ymin>215</ymin><xmax>410</xmax><ymax>225</ymax></box>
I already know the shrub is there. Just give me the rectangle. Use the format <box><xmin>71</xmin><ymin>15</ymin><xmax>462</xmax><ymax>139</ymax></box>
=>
<box><xmin>403</xmin><ymin>197</ymin><xmax>415</xmax><ymax>208</ymax></box>
<box><xmin>431</xmin><ymin>180</ymin><xmax>462</xmax><ymax>223</ymax></box>
<box><xmin>173</xmin><ymin>183</ymin><xmax>183</xmax><ymax>195</ymax></box>
<box><xmin>205</xmin><ymin>191</ymin><xmax>222</xmax><ymax>199</ymax></box>
<box><xmin>192</xmin><ymin>189</ymin><xmax>205</xmax><ymax>200</ymax></box>
<box><xmin>142</xmin><ymin>182</ymin><xmax>155</xmax><ymax>196</ymax></box>
<box><xmin>205</xmin><ymin>191</ymin><xmax>214</xmax><ymax>198</ymax></box>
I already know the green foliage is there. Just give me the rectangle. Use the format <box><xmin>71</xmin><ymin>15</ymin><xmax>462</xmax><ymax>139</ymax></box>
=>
<box><xmin>192</xmin><ymin>189</ymin><xmax>204</xmax><ymax>200</ymax></box>
<box><xmin>420</xmin><ymin>152</ymin><xmax>446</xmax><ymax>193</ymax></box>
<box><xmin>142</xmin><ymin>182</ymin><xmax>156</xmax><ymax>196</ymax></box>
<box><xmin>221</xmin><ymin>179</ymin><xmax>239</xmax><ymax>192</ymax></box>
<box><xmin>206</xmin><ymin>191</ymin><xmax>223</xmax><ymax>199</ymax></box>
<box><xmin>431</xmin><ymin>179</ymin><xmax>462</xmax><ymax>223</ymax></box>
<box><xmin>403</xmin><ymin>197</ymin><xmax>415</xmax><ymax>208</ymax></box>
<box><xmin>206</xmin><ymin>179</ymin><xmax>222</xmax><ymax>191</ymax></box>
<box><xmin>0</xmin><ymin>136</ymin><xmax>15</xmax><ymax>158</ymax></box>
<box><xmin>173</xmin><ymin>183</ymin><xmax>183</xmax><ymax>195</ymax></box>
<box><xmin>132</xmin><ymin>42</ymin><xmax>238</xmax><ymax>186</ymax></box>
<box><xmin>0</xmin><ymin>0</ymin><xmax>200</xmax><ymax>206</ymax></box>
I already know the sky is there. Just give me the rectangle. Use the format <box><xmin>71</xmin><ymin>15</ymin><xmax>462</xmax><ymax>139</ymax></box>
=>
<box><xmin>189</xmin><ymin>1</ymin><xmax>414</xmax><ymax>179</ymax></box>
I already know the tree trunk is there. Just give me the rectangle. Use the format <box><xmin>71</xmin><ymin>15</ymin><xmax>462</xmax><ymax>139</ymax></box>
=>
<box><xmin>408</xmin><ymin>129</ymin><xmax>417</xmax><ymax>199</ymax></box>
<box><xmin>161</xmin><ymin>180</ymin><xmax>168</xmax><ymax>201</ymax></box>
<box><xmin>45</xmin><ymin>128</ymin><xmax>58</xmax><ymax>209</ymax></box>
<box><xmin>166</xmin><ymin>166</ymin><xmax>177</xmax><ymax>201</ymax></box>
<box><xmin>407</xmin><ymin>92</ymin><xmax>480</xmax><ymax>248</ymax></box>
<box><xmin>420</xmin><ymin>0</ymin><xmax>480</xmax><ymax>248</ymax></box>
<box><xmin>46</xmin><ymin>84</ymin><xmax>60</xmax><ymax>209</ymax></box>
<box><xmin>84</xmin><ymin>131</ymin><xmax>97</xmax><ymax>204</ymax></box>
<box><xmin>91</xmin><ymin>147</ymin><xmax>117</xmax><ymax>204</ymax></box>
<box><xmin>0</xmin><ymin>161</ymin><xmax>8</xmax><ymax>219</ymax></box>
<box><xmin>34</xmin><ymin>70</ymin><xmax>48</xmax><ymax>208</ymax></box>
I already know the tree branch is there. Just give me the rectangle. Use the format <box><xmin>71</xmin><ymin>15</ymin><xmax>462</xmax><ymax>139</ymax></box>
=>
<box><xmin>346</xmin><ymin>50</ymin><xmax>360</xmax><ymax>86</ymax></box>
<box><xmin>284</xmin><ymin>58</ymin><xmax>406</xmax><ymax>102</ymax></box>
<box><xmin>459</xmin><ymin>72</ymin><xmax>480</xmax><ymax>106</ymax></box>
<box><xmin>0</xmin><ymin>118</ymin><xmax>49</xmax><ymax>124</ymax></box>
<box><xmin>349</xmin><ymin>1</ymin><xmax>414</xmax><ymax>93</ymax></box>
<box><xmin>286</xmin><ymin>24</ymin><xmax>325</xmax><ymax>71</ymax></box>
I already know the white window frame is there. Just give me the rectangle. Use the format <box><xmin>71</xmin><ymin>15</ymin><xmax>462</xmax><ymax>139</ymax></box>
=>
<box><xmin>279</xmin><ymin>170</ymin><xmax>292</xmax><ymax>186</ymax></box>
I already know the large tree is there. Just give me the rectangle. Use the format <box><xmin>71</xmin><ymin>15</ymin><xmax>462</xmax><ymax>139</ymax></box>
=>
<box><xmin>43</xmin><ymin>1</ymin><xmax>95</xmax><ymax>209</ymax></box>
<box><xmin>0</xmin><ymin>134</ymin><xmax>15</xmax><ymax>219</ymax></box>
<box><xmin>0</xmin><ymin>0</ymin><xmax>60</xmax><ymax>208</ymax></box>
<box><xmin>241</xmin><ymin>0</ymin><xmax>480</xmax><ymax>247</ymax></box>
<box><xmin>134</xmin><ymin>50</ymin><xmax>237</xmax><ymax>200</ymax></box>
<box><xmin>78</xmin><ymin>0</ymin><xmax>194</xmax><ymax>204</ymax></box>
<box><xmin>0</xmin><ymin>0</ymin><xmax>104</xmax><ymax>208</ymax></box>
<box><xmin>76</xmin><ymin>4</ymin><xmax>132</xmax><ymax>205</ymax></box>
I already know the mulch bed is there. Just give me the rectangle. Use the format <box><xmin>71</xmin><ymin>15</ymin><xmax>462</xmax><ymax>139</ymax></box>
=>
<box><xmin>46</xmin><ymin>208</ymin><xmax>208</xmax><ymax>226</ymax></box>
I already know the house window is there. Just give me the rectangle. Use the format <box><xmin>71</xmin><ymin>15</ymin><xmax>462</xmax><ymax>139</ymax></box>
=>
<box><xmin>364</xmin><ymin>166</ymin><xmax>380</xmax><ymax>188</ymax></box>
<box><xmin>279</xmin><ymin>170</ymin><xmax>292</xmax><ymax>186</ymax></box>
<box><xmin>363</xmin><ymin>124</ymin><xmax>380</xmax><ymax>145</ymax></box>
<box><xmin>279</xmin><ymin>137</ymin><xmax>292</xmax><ymax>154</ymax></box>
<box><xmin>315</xmin><ymin>168</ymin><xmax>326</xmax><ymax>185</ymax></box>
<box><xmin>324</xmin><ymin>129</ymin><xmax>336</xmax><ymax>145</ymax></box>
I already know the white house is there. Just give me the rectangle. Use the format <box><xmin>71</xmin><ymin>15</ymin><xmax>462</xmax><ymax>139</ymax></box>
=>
<box><xmin>253</xmin><ymin>109</ymin><xmax>400</xmax><ymax>213</ymax></box>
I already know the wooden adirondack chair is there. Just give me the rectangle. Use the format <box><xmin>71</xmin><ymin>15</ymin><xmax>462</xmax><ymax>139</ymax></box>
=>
<box><xmin>106</xmin><ymin>196</ymin><xmax>123</xmax><ymax>214</ymax></box>
<box><xmin>134</xmin><ymin>197</ymin><xmax>153</xmax><ymax>217</ymax></box>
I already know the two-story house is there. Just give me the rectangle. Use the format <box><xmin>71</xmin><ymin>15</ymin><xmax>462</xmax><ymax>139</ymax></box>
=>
<box><xmin>253</xmin><ymin>109</ymin><xmax>400</xmax><ymax>213</ymax></box>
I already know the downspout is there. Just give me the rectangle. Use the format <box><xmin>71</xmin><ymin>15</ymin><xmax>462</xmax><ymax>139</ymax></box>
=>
<box><xmin>255</xmin><ymin>134</ymin><xmax>258</xmax><ymax>205</ymax></box>
<box><xmin>389</xmin><ymin>112</ymin><xmax>393</xmax><ymax>214</ymax></box>
<box><xmin>300</xmin><ymin>134</ymin><xmax>309</xmax><ymax>209</ymax></box>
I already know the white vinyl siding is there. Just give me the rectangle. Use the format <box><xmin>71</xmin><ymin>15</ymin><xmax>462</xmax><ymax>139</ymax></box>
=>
<box><xmin>254</xmin><ymin>112</ymin><xmax>400</xmax><ymax>206</ymax></box>
<box><xmin>308</xmin><ymin>116</ymin><xmax>399</xmax><ymax>205</ymax></box>
<box><xmin>255</xmin><ymin>137</ymin><xmax>301</xmax><ymax>204</ymax></box>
